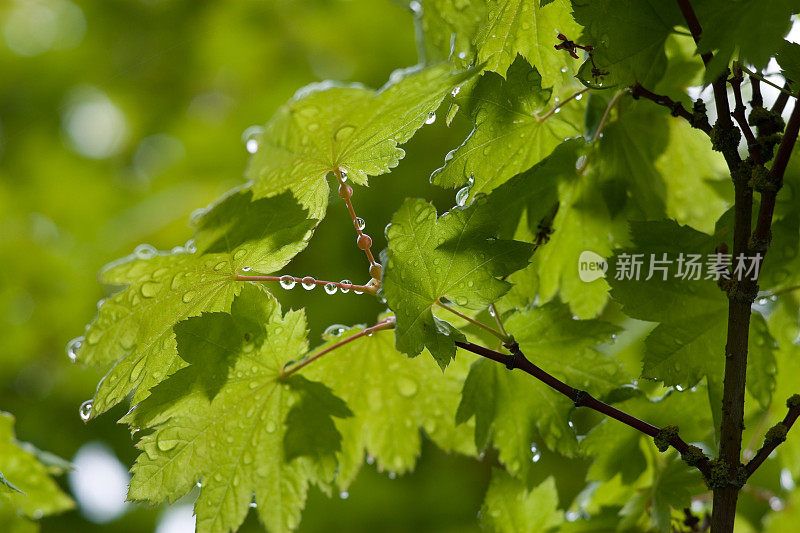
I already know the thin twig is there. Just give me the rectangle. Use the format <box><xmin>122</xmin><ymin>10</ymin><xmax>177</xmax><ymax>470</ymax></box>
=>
<box><xmin>737</xmin><ymin>67</ymin><xmax>795</xmax><ymax>99</ymax></box>
<box><xmin>752</xmin><ymin>103</ymin><xmax>800</xmax><ymax>248</ymax></box>
<box><xmin>435</xmin><ymin>301</ymin><xmax>510</xmax><ymax>343</ymax></box>
<box><xmin>630</xmin><ymin>83</ymin><xmax>712</xmax><ymax>135</ymax></box>
<box><xmin>730</xmin><ymin>65</ymin><xmax>762</xmax><ymax>163</ymax></box>
<box><xmin>454</xmin><ymin>340</ymin><xmax>712</xmax><ymax>477</ymax></box>
<box><xmin>334</xmin><ymin>167</ymin><xmax>382</xmax><ymax>284</ymax></box>
<box><xmin>488</xmin><ymin>303</ymin><xmax>507</xmax><ymax>339</ymax></box>
<box><xmin>743</xmin><ymin>395</ymin><xmax>800</xmax><ymax>479</ymax></box>
<box><xmin>536</xmin><ymin>87</ymin><xmax>590</xmax><ymax>122</ymax></box>
<box><xmin>750</xmin><ymin>74</ymin><xmax>763</xmax><ymax>109</ymax></box>
<box><xmin>591</xmin><ymin>90</ymin><xmax>624</xmax><ymax>143</ymax></box>
<box><xmin>281</xmin><ymin>317</ymin><xmax>396</xmax><ymax>376</ymax></box>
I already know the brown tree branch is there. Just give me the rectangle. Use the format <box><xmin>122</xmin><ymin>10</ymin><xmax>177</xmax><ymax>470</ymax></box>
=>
<box><xmin>673</xmin><ymin>2</ymin><xmax>750</xmax><ymax>531</ymax></box>
<box><xmin>743</xmin><ymin>395</ymin><xmax>800</xmax><ymax>479</ymax></box>
<box><xmin>750</xmin><ymin>75</ymin><xmax>763</xmax><ymax>109</ymax></box>
<box><xmin>730</xmin><ymin>65</ymin><xmax>762</xmax><ymax>163</ymax></box>
<box><xmin>772</xmin><ymin>83</ymin><xmax>792</xmax><ymax>115</ymax></box>
<box><xmin>630</xmin><ymin>83</ymin><xmax>712</xmax><ymax>134</ymax></box>
<box><xmin>454</xmin><ymin>340</ymin><xmax>712</xmax><ymax>477</ymax></box>
<box><xmin>752</xmin><ymin>102</ymin><xmax>800</xmax><ymax>249</ymax></box>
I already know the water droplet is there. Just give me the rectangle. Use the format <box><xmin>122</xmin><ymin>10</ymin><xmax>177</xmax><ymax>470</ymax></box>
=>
<box><xmin>355</xmin><ymin>217</ymin><xmax>366</xmax><ymax>231</ymax></box>
<box><xmin>79</xmin><ymin>400</ymin><xmax>93</xmax><ymax>422</ymax></box>
<box><xmin>339</xmin><ymin>280</ymin><xmax>351</xmax><ymax>293</ymax></box>
<box><xmin>455</xmin><ymin>186</ymin><xmax>470</xmax><ymax>206</ymax></box>
<box><xmin>366</xmin><ymin>455</ymin><xmax>375</xmax><ymax>465</ymax></box>
<box><xmin>66</xmin><ymin>336</ymin><xmax>83</xmax><ymax>363</ymax></box>
<box><xmin>182</xmin><ymin>291</ymin><xmax>196</xmax><ymax>303</ymax></box>
<box><xmin>185</xmin><ymin>239</ymin><xmax>197</xmax><ymax>254</ymax></box>
<box><xmin>425</xmin><ymin>111</ymin><xmax>436</xmax><ymax>124</ymax></box>
<box><xmin>134</xmin><ymin>244</ymin><xmax>157</xmax><ymax>259</ymax></box>
<box><xmin>301</xmin><ymin>276</ymin><xmax>316</xmax><ymax>290</ymax></box>
<box><xmin>334</xmin><ymin>125</ymin><xmax>356</xmax><ymax>142</ymax></box>
<box><xmin>156</xmin><ymin>430</ymin><xmax>179</xmax><ymax>451</ymax></box>
<box><xmin>242</xmin><ymin>125</ymin><xmax>264</xmax><ymax>153</ymax></box>
<box><xmin>554</xmin><ymin>107</ymin><xmax>561</xmax><ymax>114</ymax></box>
<box><xmin>140</xmin><ymin>281</ymin><xmax>160</xmax><ymax>298</ymax></box>
<box><xmin>530</xmin><ymin>443</ymin><xmax>541</xmax><ymax>462</ymax></box>
<box><xmin>488</xmin><ymin>307</ymin><xmax>496</xmax><ymax>317</ymax></box>
<box><xmin>575</xmin><ymin>93</ymin><xmax>583</xmax><ymax>101</ymax></box>
<box><xmin>280</xmin><ymin>275</ymin><xmax>296</xmax><ymax>290</ymax></box>
<box><xmin>324</xmin><ymin>282</ymin><xmax>338</xmax><ymax>295</ymax></box>
<box><xmin>265</xmin><ymin>421</ymin><xmax>277</xmax><ymax>433</ymax></box>
<box><xmin>388</xmin><ymin>472</ymin><xmax>397</xmax><ymax>480</ymax></box>
<box><xmin>451</xmin><ymin>86</ymin><xmax>462</xmax><ymax>97</ymax></box>
<box><xmin>339</xmin><ymin>490</ymin><xmax>349</xmax><ymax>499</ymax></box>
<box><xmin>339</xmin><ymin>168</ymin><xmax>348</xmax><ymax>182</ymax></box>
<box><xmin>241</xmin><ymin>266</ymin><xmax>251</xmax><ymax>272</ymax></box>
<box><xmin>130</xmin><ymin>357</ymin><xmax>145</xmax><ymax>382</ymax></box>
<box><xmin>324</xmin><ymin>324</ymin><xmax>347</xmax><ymax>338</ymax></box>
<box><xmin>396</xmin><ymin>377</ymin><xmax>418</xmax><ymax>397</ymax></box>
<box><xmin>249</xmin><ymin>502</ymin><xmax>258</xmax><ymax>508</ymax></box>
<box><xmin>560</xmin><ymin>67</ymin><xmax>568</xmax><ymax>73</ymax></box>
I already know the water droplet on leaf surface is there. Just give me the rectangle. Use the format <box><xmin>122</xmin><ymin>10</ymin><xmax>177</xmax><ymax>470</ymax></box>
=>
<box><xmin>79</xmin><ymin>400</ymin><xmax>93</xmax><ymax>422</ymax></box>
<box><xmin>66</xmin><ymin>336</ymin><xmax>83</xmax><ymax>363</ymax></box>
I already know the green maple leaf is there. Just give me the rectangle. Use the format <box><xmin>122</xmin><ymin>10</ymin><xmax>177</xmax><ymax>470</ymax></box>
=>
<box><xmin>760</xmin><ymin>213</ymin><xmax>800</xmax><ymax>293</ymax></box>
<box><xmin>245</xmin><ymin>63</ymin><xmax>475</xmax><ymax>219</ymax></box>
<box><xmin>413</xmin><ymin>0</ymin><xmax>488</xmax><ymax>64</ymax></box>
<box><xmin>78</xmin><ymin>189</ymin><xmax>315</xmax><ymax>417</ymax></box>
<box><xmin>777</xmin><ymin>40</ymin><xmax>800</xmax><ymax>92</ymax></box>
<box><xmin>0</xmin><ymin>413</ymin><xmax>73</xmax><ymax>524</ymax></box>
<box><xmin>456</xmin><ymin>301</ymin><xmax>622</xmax><ymax>477</ymax></box>
<box><xmin>474</xmin><ymin>0</ymin><xmax>581</xmax><ymax>89</ymax></box>
<box><xmin>609</xmin><ymin>220</ymin><xmax>776</xmax><ymax>407</ymax></box>
<box><xmin>431</xmin><ymin>56</ymin><xmax>581</xmax><ymax>194</ymax></box>
<box><xmin>480</xmin><ymin>471</ymin><xmax>562</xmax><ymax>533</ymax></box>
<box><xmin>619</xmin><ymin>456</ymin><xmax>705</xmax><ymax>533</ymax></box>
<box><xmin>767</xmin><ymin>300</ymin><xmax>800</xmax><ymax>475</ymax></box>
<box><xmin>382</xmin><ymin>198</ymin><xmax>533</xmax><ymax>367</ymax></box>
<box><xmin>696</xmin><ymin>0</ymin><xmax>797</xmax><ymax>80</ymax></box>
<box><xmin>572</xmin><ymin>0</ymin><xmax>682</xmax><ymax>88</ymax></box>
<box><xmin>478</xmin><ymin>138</ymin><xmax>584</xmax><ymax>238</ymax></box>
<box><xmin>126</xmin><ymin>285</ymin><xmax>351</xmax><ymax>533</ymax></box>
<box><xmin>535</xmin><ymin>168</ymin><xmax>626</xmax><ymax>318</ymax></box>
<box><xmin>303</xmin><ymin>325</ymin><xmax>475</xmax><ymax>488</ymax></box>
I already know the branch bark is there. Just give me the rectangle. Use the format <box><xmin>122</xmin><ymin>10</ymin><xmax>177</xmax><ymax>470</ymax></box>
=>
<box><xmin>454</xmin><ymin>340</ymin><xmax>712</xmax><ymax>477</ymax></box>
<box><xmin>630</xmin><ymin>83</ymin><xmax>712</xmax><ymax>134</ymax></box>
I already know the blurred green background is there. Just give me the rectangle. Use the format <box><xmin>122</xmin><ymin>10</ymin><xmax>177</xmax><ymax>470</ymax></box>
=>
<box><xmin>0</xmin><ymin>0</ymin><xmax>498</xmax><ymax>531</ymax></box>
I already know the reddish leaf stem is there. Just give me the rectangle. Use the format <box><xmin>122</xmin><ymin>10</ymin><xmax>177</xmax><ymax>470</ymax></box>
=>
<box><xmin>333</xmin><ymin>167</ymin><xmax>382</xmax><ymax>284</ymax></box>
<box><xmin>435</xmin><ymin>301</ymin><xmax>510</xmax><ymax>343</ymax></box>
<box><xmin>536</xmin><ymin>87</ymin><xmax>590</xmax><ymax>122</ymax></box>
<box><xmin>281</xmin><ymin>317</ymin><xmax>396</xmax><ymax>376</ymax></box>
